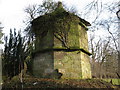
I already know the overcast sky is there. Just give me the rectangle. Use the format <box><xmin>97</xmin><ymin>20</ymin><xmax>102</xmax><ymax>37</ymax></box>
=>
<box><xmin>0</xmin><ymin>0</ymin><xmax>118</xmax><ymax>49</ymax></box>
<box><xmin>0</xmin><ymin>0</ymin><xmax>93</xmax><ymax>35</ymax></box>
<box><xmin>0</xmin><ymin>0</ymin><xmax>116</xmax><ymax>34</ymax></box>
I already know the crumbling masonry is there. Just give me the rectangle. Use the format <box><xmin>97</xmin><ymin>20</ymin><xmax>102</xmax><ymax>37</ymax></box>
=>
<box><xmin>31</xmin><ymin>2</ymin><xmax>92</xmax><ymax>79</ymax></box>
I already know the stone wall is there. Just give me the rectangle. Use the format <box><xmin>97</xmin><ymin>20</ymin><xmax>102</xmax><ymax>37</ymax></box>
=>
<box><xmin>35</xmin><ymin>30</ymin><xmax>54</xmax><ymax>52</ymax></box>
<box><xmin>32</xmin><ymin>51</ymin><xmax>54</xmax><ymax>78</ymax></box>
<box><xmin>31</xmin><ymin>9</ymin><xmax>91</xmax><ymax>79</ymax></box>
<box><xmin>54</xmin><ymin>51</ymin><xmax>91</xmax><ymax>79</ymax></box>
<box><xmin>78</xmin><ymin>25</ymin><xmax>89</xmax><ymax>50</ymax></box>
<box><xmin>54</xmin><ymin>51</ymin><xmax>82</xmax><ymax>79</ymax></box>
<box><xmin>53</xmin><ymin>24</ymin><xmax>91</xmax><ymax>79</ymax></box>
<box><xmin>53</xmin><ymin>18</ymin><xmax>80</xmax><ymax>49</ymax></box>
<box><xmin>80</xmin><ymin>51</ymin><xmax>91</xmax><ymax>78</ymax></box>
<box><xmin>78</xmin><ymin>25</ymin><xmax>91</xmax><ymax>78</ymax></box>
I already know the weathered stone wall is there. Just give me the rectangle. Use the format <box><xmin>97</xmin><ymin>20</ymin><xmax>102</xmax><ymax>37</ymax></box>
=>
<box><xmin>53</xmin><ymin>17</ymin><xmax>80</xmax><ymax>49</ymax></box>
<box><xmin>31</xmin><ymin>7</ymin><xmax>91</xmax><ymax>79</ymax></box>
<box><xmin>54</xmin><ymin>51</ymin><xmax>91</xmax><ymax>79</ymax></box>
<box><xmin>53</xmin><ymin>23</ymin><xmax>91</xmax><ymax>79</ymax></box>
<box><xmin>32</xmin><ymin>23</ymin><xmax>91</xmax><ymax>79</ymax></box>
<box><xmin>80</xmin><ymin>51</ymin><xmax>91</xmax><ymax>78</ymax></box>
<box><xmin>35</xmin><ymin>30</ymin><xmax>54</xmax><ymax>52</ymax></box>
<box><xmin>78</xmin><ymin>25</ymin><xmax>89</xmax><ymax>50</ymax></box>
<box><xmin>54</xmin><ymin>51</ymin><xmax>82</xmax><ymax>79</ymax></box>
<box><xmin>32</xmin><ymin>51</ymin><xmax>54</xmax><ymax>78</ymax></box>
<box><xmin>78</xmin><ymin>25</ymin><xmax>91</xmax><ymax>78</ymax></box>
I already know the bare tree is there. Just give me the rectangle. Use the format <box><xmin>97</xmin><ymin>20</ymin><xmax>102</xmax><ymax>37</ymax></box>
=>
<box><xmin>82</xmin><ymin>0</ymin><xmax>120</xmax><ymax>78</ymax></box>
<box><xmin>89</xmin><ymin>34</ymin><xmax>118</xmax><ymax>78</ymax></box>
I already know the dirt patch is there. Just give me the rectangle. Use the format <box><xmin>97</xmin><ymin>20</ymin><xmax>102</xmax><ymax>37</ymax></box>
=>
<box><xmin>2</xmin><ymin>76</ymin><xmax>117</xmax><ymax>89</ymax></box>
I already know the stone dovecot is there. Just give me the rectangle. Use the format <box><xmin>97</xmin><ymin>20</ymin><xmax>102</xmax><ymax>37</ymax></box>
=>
<box><xmin>31</xmin><ymin>2</ymin><xmax>92</xmax><ymax>79</ymax></box>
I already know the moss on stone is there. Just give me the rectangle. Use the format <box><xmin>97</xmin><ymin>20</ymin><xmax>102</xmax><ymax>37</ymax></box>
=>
<box><xmin>31</xmin><ymin>2</ymin><xmax>92</xmax><ymax>79</ymax></box>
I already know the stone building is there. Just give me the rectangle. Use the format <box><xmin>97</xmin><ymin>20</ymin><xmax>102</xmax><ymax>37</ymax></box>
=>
<box><xmin>31</xmin><ymin>2</ymin><xmax>92</xmax><ymax>79</ymax></box>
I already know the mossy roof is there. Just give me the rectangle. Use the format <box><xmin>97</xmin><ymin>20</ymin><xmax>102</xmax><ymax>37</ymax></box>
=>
<box><xmin>31</xmin><ymin>2</ymin><xmax>91</xmax><ymax>30</ymax></box>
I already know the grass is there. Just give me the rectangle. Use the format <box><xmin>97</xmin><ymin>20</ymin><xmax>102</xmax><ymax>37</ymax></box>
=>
<box><xmin>2</xmin><ymin>74</ymin><xmax>120</xmax><ymax>88</ymax></box>
<box><xmin>102</xmin><ymin>79</ymin><xmax>120</xmax><ymax>85</ymax></box>
<box><xmin>2</xmin><ymin>76</ymin><xmax>115</xmax><ymax>88</ymax></box>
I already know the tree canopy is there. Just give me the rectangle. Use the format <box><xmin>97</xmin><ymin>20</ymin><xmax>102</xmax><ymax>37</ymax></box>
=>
<box><xmin>2</xmin><ymin>29</ymin><xmax>28</xmax><ymax>78</ymax></box>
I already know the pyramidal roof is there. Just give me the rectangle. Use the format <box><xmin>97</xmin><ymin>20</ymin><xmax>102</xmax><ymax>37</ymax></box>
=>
<box><xmin>54</xmin><ymin>2</ymin><xmax>66</xmax><ymax>13</ymax></box>
<box><xmin>31</xmin><ymin>2</ymin><xmax>91</xmax><ymax>27</ymax></box>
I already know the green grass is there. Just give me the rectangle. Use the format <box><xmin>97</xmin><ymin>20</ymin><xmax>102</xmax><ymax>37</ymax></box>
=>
<box><xmin>103</xmin><ymin>79</ymin><xmax>120</xmax><ymax>85</ymax></box>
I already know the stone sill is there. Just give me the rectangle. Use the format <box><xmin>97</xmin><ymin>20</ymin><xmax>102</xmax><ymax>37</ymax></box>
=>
<box><xmin>32</xmin><ymin>47</ymin><xmax>92</xmax><ymax>58</ymax></box>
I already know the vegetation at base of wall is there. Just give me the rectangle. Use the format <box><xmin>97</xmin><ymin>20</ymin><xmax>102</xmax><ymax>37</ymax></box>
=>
<box><xmin>102</xmin><ymin>79</ymin><xmax>120</xmax><ymax>85</ymax></box>
<box><xmin>2</xmin><ymin>75</ymin><xmax>115</xmax><ymax>88</ymax></box>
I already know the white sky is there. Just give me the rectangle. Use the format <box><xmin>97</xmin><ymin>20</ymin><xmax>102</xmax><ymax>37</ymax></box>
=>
<box><xmin>0</xmin><ymin>0</ymin><xmax>114</xmax><ymax>33</ymax></box>
<box><xmin>0</xmin><ymin>0</ymin><xmax>43</xmax><ymax>34</ymax></box>
<box><xmin>0</xmin><ymin>0</ymin><xmax>97</xmax><ymax>35</ymax></box>
<box><xmin>0</xmin><ymin>0</ymin><xmax>117</xmax><ymax>49</ymax></box>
